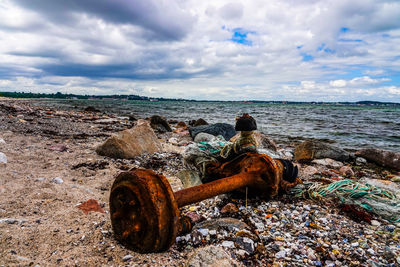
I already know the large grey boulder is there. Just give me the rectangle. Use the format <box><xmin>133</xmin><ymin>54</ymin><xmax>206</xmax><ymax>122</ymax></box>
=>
<box><xmin>96</xmin><ymin>120</ymin><xmax>161</xmax><ymax>158</ymax></box>
<box><xmin>294</xmin><ymin>140</ymin><xmax>351</xmax><ymax>162</ymax></box>
<box><xmin>189</xmin><ymin>123</ymin><xmax>236</xmax><ymax>141</ymax></box>
<box><xmin>355</xmin><ymin>148</ymin><xmax>400</xmax><ymax>170</ymax></box>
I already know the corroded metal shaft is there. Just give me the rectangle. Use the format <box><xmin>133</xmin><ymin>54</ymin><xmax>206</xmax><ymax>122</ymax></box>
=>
<box><xmin>175</xmin><ymin>173</ymin><xmax>256</xmax><ymax>207</ymax></box>
<box><xmin>110</xmin><ymin>153</ymin><xmax>292</xmax><ymax>253</ymax></box>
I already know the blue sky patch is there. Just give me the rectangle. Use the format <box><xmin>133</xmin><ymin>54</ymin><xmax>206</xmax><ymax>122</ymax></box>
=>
<box><xmin>230</xmin><ymin>28</ymin><xmax>253</xmax><ymax>46</ymax></box>
<box><xmin>340</xmin><ymin>27</ymin><xmax>349</xmax><ymax>33</ymax></box>
<box><xmin>301</xmin><ymin>52</ymin><xmax>313</xmax><ymax>61</ymax></box>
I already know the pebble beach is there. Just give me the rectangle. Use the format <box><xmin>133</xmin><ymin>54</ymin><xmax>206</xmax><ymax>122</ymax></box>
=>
<box><xmin>1</xmin><ymin>98</ymin><xmax>399</xmax><ymax>266</ymax></box>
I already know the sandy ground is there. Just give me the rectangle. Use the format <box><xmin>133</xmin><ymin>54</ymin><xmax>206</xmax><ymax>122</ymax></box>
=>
<box><xmin>0</xmin><ymin>99</ymin><xmax>189</xmax><ymax>266</ymax></box>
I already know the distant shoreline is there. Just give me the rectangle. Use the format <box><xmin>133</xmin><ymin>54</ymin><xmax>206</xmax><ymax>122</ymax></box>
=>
<box><xmin>1</xmin><ymin>92</ymin><xmax>399</xmax><ymax>106</ymax></box>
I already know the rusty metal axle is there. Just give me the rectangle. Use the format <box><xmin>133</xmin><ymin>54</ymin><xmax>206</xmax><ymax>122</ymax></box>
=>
<box><xmin>109</xmin><ymin>153</ymin><xmax>297</xmax><ymax>253</ymax></box>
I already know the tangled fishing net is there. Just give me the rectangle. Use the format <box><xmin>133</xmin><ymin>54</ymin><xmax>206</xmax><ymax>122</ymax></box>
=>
<box><xmin>291</xmin><ymin>179</ymin><xmax>400</xmax><ymax>223</ymax></box>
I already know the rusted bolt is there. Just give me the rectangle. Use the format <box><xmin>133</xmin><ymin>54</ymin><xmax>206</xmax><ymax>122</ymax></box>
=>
<box><xmin>109</xmin><ymin>152</ymin><xmax>298</xmax><ymax>253</ymax></box>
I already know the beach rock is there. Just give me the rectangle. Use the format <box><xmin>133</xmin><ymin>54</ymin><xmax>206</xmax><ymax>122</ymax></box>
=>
<box><xmin>230</xmin><ymin>131</ymin><xmax>278</xmax><ymax>152</ymax></box>
<box><xmin>96</xmin><ymin>120</ymin><xmax>161</xmax><ymax>158</ymax></box>
<box><xmin>356</xmin><ymin>157</ymin><xmax>367</xmax><ymax>166</ymax></box>
<box><xmin>189</xmin><ymin>123</ymin><xmax>236</xmax><ymax>141</ymax></box>
<box><xmin>122</xmin><ymin>254</ymin><xmax>133</xmax><ymax>262</ymax></box>
<box><xmin>312</xmin><ymin>158</ymin><xmax>344</xmax><ymax>168</ymax></box>
<box><xmin>221</xmin><ymin>203</ymin><xmax>239</xmax><ymax>214</ymax></box>
<box><xmin>52</xmin><ymin>177</ymin><xmax>63</xmax><ymax>184</ymax></box>
<box><xmin>0</xmin><ymin>152</ymin><xmax>7</xmax><ymax>164</ymax></box>
<box><xmin>186</xmin><ymin>246</ymin><xmax>238</xmax><ymax>267</ymax></box>
<box><xmin>176</xmin><ymin>169</ymin><xmax>202</xmax><ymax>188</ymax></box>
<box><xmin>77</xmin><ymin>199</ymin><xmax>105</xmax><ymax>214</ymax></box>
<box><xmin>391</xmin><ymin>176</ymin><xmax>400</xmax><ymax>183</ymax></box>
<box><xmin>194</xmin><ymin>217</ymin><xmax>250</xmax><ymax>231</ymax></box>
<box><xmin>189</xmin><ymin>118</ymin><xmax>209</xmax><ymax>127</ymax></box>
<box><xmin>253</xmin><ymin>131</ymin><xmax>278</xmax><ymax>152</ymax></box>
<box><xmin>176</xmin><ymin>121</ymin><xmax>187</xmax><ymax>129</ymax></box>
<box><xmin>294</xmin><ymin>140</ymin><xmax>351</xmax><ymax>162</ymax></box>
<box><xmin>339</xmin><ymin>166</ymin><xmax>355</xmax><ymax>177</ymax></box>
<box><xmin>185</xmin><ymin>211</ymin><xmax>203</xmax><ymax>223</ymax></box>
<box><xmin>49</xmin><ymin>144</ymin><xmax>68</xmax><ymax>152</ymax></box>
<box><xmin>83</xmin><ymin>106</ymin><xmax>100</xmax><ymax>112</ymax></box>
<box><xmin>194</xmin><ymin>132</ymin><xmax>216</xmax><ymax>143</ymax></box>
<box><xmin>235</xmin><ymin>236</ymin><xmax>255</xmax><ymax>254</ymax></box>
<box><xmin>150</xmin><ymin>115</ymin><xmax>172</xmax><ymax>133</ymax></box>
<box><xmin>362</xmin><ymin>178</ymin><xmax>400</xmax><ymax>192</ymax></box>
<box><xmin>221</xmin><ymin>241</ymin><xmax>235</xmax><ymax>248</ymax></box>
<box><xmin>0</xmin><ymin>138</ymin><xmax>5</xmax><ymax>144</ymax></box>
<box><xmin>300</xmin><ymin>166</ymin><xmax>319</xmax><ymax>178</ymax></box>
<box><xmin>355</xmin><ymin>148</ymin><xmax>400</xmax><ymax>170</ymax></box>
<box><xmin>194</xmin><ymin>118</ymin><xmax>209</xmax><ymax>127</ymax></box>
<box><xmin>95</xmin><ymin>118</ymin><xmax>120</xmax><ymax>124</ymax></box>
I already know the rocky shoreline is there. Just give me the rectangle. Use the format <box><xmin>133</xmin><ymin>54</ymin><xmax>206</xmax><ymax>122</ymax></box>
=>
<box><xmin>0</xmin><ymin>98</ymin><xmax>399</xmax><ymax>266</ymax></box>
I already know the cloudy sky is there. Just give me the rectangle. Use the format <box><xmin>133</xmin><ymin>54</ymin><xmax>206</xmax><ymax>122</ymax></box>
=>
<box><xmin>0</xmin><ymin>0</ymin><xmax>399</xmax><ymax>101</ymax></box>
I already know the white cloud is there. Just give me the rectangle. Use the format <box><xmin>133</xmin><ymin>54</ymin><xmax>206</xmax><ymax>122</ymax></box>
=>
<box><xmin>0</xmin><ymin>0</ymin><xmax>399</xmax><ymax>102</ymax></box>
<box><xmin>349</xmin><ymin>76</ymin><xmax>390</xmax><ymax>86</ymax></box>
<box><xmin>330</xmin><ymin>80</ymin><xmax>347</xmax><ymax>87</ymax></box>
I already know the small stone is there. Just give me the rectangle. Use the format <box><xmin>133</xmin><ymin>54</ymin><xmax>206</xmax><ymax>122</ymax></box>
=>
<box><xmin>383</xmin><ymin>246</ymin><xmax>396</xmax><ymax>260</ymax></box>
<box><xmin>301</xmin><ymin>166</ymin><xmax>319</xmax><ymax>177</ymax></box>
<box><xmin>235</xmin><ymin>237</ymin><xmax>254</xmax><ymax>253</ymax></box>
<box><xmin>221</xmin><ymin>241</ymin><xmax>235</xmax><ymax>248</ymax></box>
<box><xmin>49</xmin><ymin>144</ymin><xmax>68</xmax><ymax>152</ymax></box>
<box><xmin>254</xmin><ymin>222</ymin><xmax>265</xmax><ymax>232</ymax></box>
<box><xmin>351</xmin><ymin>242</ymin><xmax>359</xmax><ymax>247</ymax></box>
<box><xmin>66</xmin><ymin>229</ymin><xmax>73</xmax><ymax>233</ymax></box>
<box><xmin>220</xmin><ymin>203</ymin><xmax>239</xmax><ymax>214</ymax></box>
<box><xmin>209</xmin><ymin>230</ymin><xmax>217</xmax><ymax>235</ymax></box>
<box><xmin>52</xmin><ymin>177</ymin><xmax>63</xmax><ymax>184</ymax></box>
<box><xmin>275</xmin><ymin>250</ymin><xmax>286</xmax><ymax>259</ymax></box>
<box><xmin>188</xmin><ymin>206</ymin><xmax>197</xmax><ymax>211</ymax></box>
<box><xmin>0</xmin><ymin>218</ymin><xmax>18</xmax><ymax>224</ymax></box>
<box><xmin>307</xmin><ymin>248</ymin><xmax>316</xmax><ymax>261</ymax></box>
<box><xmin>236</xmin><ymin>249</ymin><xmax>248</xmax><ymax>256</ymax></box>
<box><xmin>122</xmin><ymin>254</ymin><xmax>133</xmax><ymax>261</ymax></box>
<box><xmin>186</xmin><ymin>245</ymin><xmax>238</xmax><ymax>267</ymax></box>
<box><xmin>76</xmin><ymin>199</ymin><xmax>105</xmax><ymax>214</ymax></box>
<box><xmin>185</xmin><ymin>211</ymin><xmax>202</xmax><ymax>223</ymax></box>
<box><xmin>367</xmin><ymin>248</ymin><xmax>375</xmax><ymax>255</ymax></box>
<box><xmin>356</xmin><ymin>157</ymin><xmax>367</xmax><ymax>165</ymax></box>
<box><xmin>391</xmin><ymin>176</ymin><xmax>400</xmax><ymax>183</ymax></box>
<box><xmin>339</xmin><ymin>166</ymin><xmax>354</xmax><ymax>177</ymax></box>
<box><xmin>16</xmin><ymin>256</ymin><xmax>30</xmax><ymax>261</ymax></box>
<box><xmin>371</xmin><ymin>220</ymin><xmax>381</xmax><ymax>227</ymax></box>
<box><xmin>198</xmin><ymin>228</ymin><xmax>209</xmax><ymax>236</ymax></box>
<box><xmin>312</xmin><ymin>158</ymin><xmax>344</xmax><ymax>168</ymax></box>
<box><xmin>0</xmin><ymin>138</ymin><xmax>6</xmax><ymax>144</ymax></box>
<box><xmin>386</xmin><ymin>225</ymin><xmax>395</xmax><ymax>232</ymax></box>
<box><xmin>0</xmin><ymin>152</ymin><xmax>7</xmax><ymax>164</ymax></box>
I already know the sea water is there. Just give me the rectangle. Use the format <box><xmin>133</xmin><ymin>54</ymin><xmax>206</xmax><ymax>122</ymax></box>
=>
<box><xmin>35</xmin><ymin>99</ymin><xmax>400</xmax><ymax>152</ymax></box>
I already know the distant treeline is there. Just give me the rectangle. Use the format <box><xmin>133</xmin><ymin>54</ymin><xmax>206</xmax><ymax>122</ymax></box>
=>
<box><xmin>0</xmin><ymin>91</ymin><xmax>399</xmax><ymax>106</ymax></box>
<box><xmin>0</xmin><ymin>91</ymin><xmax>193</xmax><ymax>102</ymax></box>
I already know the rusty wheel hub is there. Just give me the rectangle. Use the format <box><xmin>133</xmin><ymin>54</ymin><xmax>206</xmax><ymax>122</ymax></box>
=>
<box><xmin>110</xmin><ymin>168</ymin><xmax>179</xmax><ymax>253</ymax></box>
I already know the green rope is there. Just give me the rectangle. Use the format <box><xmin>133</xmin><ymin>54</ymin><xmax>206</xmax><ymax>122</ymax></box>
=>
<box><xmin>295</xmin><ymin>179</ymin><xmax>400</xmax><ymax>223</ymax></box>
